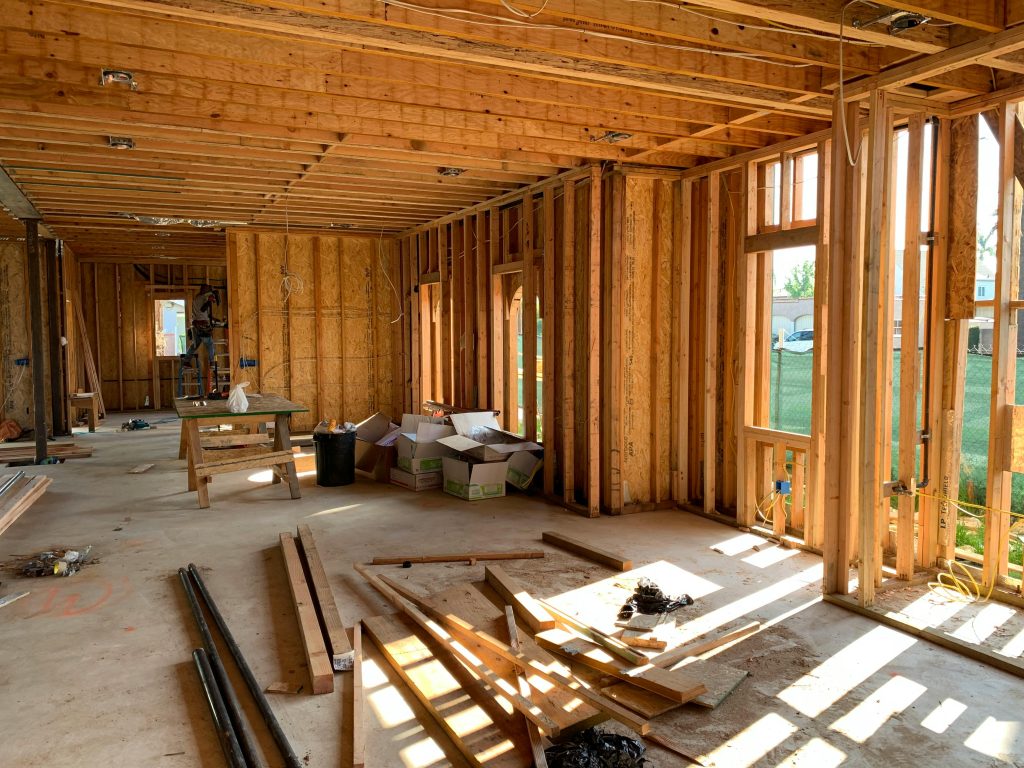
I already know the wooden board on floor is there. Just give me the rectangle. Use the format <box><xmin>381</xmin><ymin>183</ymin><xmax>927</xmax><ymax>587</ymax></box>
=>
<box><xmin>127</xmin><ymin>464</ymin><xmax>154</xmax><ymax>474</ymax></box>
<box><xmin>0</xmin><ymin>474</ymin><xmax>51</xmax><ymax>538</ymax></box>
<box><xmin>363</xmin><ymin>613</ymin><xmax>529</xmax><ymax>768</ymax></box>
<box><xmin>541</xmin><ymin>531</ymin><xmax>632</xmax><ymax>571</ymax></box>
<box><xmin>0</xmin><ymin>444</ymin><xmax>92</xmax><ymax>462</ymax></box>
<box><xmin>279</xmin><ymin>532</ymin><xmax>334</xmax><ymax>694</ymax></box>
<box><xmin>599</xmin><ymin>683</ymin><xmax>683</xmax><ymax>719</ymax></box>
<box><xmin>296</xmin><ymin>524</ymin><xmax>354</xmax><ymax>671</ymax></box>
<box><xmin>352</xmin><ymin>623</ymin><xmax>365</xmax><ymax>768</ymax></box>
<box><xmin>373</xmin><ymin>551</ymin><xmax>545</xmax><ymax>565</ymax></box>
<box><xmin>535</xmin><ymin>628</ymin><xmax>706</xmax><ymax>704</ymax></box>
<box><xmin>422</xmin><ymin>582</ymin><xmax>607</xmax><ymax>736</ymax></box>
<box><xmin>484</xmin><ymin>565</ymin><xmax>556</xmax><ymax>633</ymax></box>
<box><xmin>682</xmin><ymin>658</ymin><xmax>748</xmax><ymax>709</ymax></box>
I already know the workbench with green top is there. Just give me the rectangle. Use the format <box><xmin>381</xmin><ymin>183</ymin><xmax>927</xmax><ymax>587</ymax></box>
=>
<box><xmin>174</xmin><ymin>394</ymin><xmax>309</xmax><ymax>509</ymax></box>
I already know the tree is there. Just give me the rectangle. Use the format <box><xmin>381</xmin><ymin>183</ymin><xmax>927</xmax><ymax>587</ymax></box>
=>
<box><xmin>783</xmin><ymin>261</ymin><xmax>815</xmax><ymax>298</ymax></box>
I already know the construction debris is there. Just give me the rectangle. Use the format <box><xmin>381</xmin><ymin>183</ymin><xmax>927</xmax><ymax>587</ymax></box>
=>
<box><xmin>544</xmin><ymin>727</ymin><xmax>647</xmax><ymax>768</ymax></box>
<box><xmin>617</xmin><ymin>578</ymin><xmax>693</xmax><ymax>621</ymax></box>
<box><xmin>19</xmin><ymin>545</ymin><xmax>93</xmax><ymax>577</ymax></box>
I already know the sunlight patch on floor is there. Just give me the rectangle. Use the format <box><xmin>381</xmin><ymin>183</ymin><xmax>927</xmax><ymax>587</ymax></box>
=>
<box><xmin>920</xmin><ymin>697</ymin><xmax>967</xmax><ymax>734</ymax></box>
<box><xmin>774</xmin><ymin>737</ymin><xmax>846</xmax><ymax>767</ymax></box>
<box><xmin>398</xmin><ymin>736</ymin><xmax>449</xmax><ymax>768</ymax></box>
<box><xmin>306</xmin><ymin>503</ymin><xmax>361</xmax><ymax>518</ymax></box>
<box><xmin>948</xmin><ymin>602</ymin><xmax>1016</xmax><ymax>645</ymax></box>
<box><xmin>710</xmin><ymin>533</ymin><xmax>765</xmax><ymax>556</ymax></box>
<box><xmin>742</xmin><ymin>545</ymin><xmax>802</xmax><ymax>568</ymax></box>
<box><xmin>777</xmin><ymin>625</ymin><xmax>917</xmax><ymax>718</ymax></box>
<box><xmin>828</xmin><ymin>675</ymin><xmax>926</xmax><ymax>743</ymax></box>
<box><xmin>964</xmin><ymin>716</ymin><xmax>1023</xmax><ymax>761</ymax></box>
<box><xmin>705</xmin><ymin>712</ymin><xmax>798</xmax><ymax>768</ymax></box>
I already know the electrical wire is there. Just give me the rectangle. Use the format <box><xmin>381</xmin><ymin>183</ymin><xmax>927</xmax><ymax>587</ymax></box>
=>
<box><xmin>913</xmin><ymin>490</ymin><xmax>1024</xmax><ymax>522</ymax></box>
<box><xmin>378</xmin><ymin>226</ymin><xmax>404</xmax><ymax>324</ymax></box>
<box><xmin>837</xmin><ymin>0</ymin><xmax>878</xmax><ymax>167</ymax></box>
<box><xmin>928</xmin><ymin>559</ymin><xmax>994</xmax><ymax>603</ymax></box>
<box><xmin>498</xmin><ymin>0</ymin><xmax>548</xmax><ymax>19</ymax></box>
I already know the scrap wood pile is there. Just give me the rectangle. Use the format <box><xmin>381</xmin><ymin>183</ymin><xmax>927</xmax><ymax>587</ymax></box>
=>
<box><xmin>354</xmin><ymin>531</ymin><xmax>758</xmax><ymax>767</ymax></box>
<box><xmin>0</xmin><ymin>442</ymin><xmax>92</xmax><ymax>464</ymax></box>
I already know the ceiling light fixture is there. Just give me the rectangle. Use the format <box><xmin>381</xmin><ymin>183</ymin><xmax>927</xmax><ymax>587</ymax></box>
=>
<box><xmin>107</xmin><ymin>136</ymin><xmax>135</xmax><ymax>150</ymax></box>
<box><xmin>437</xmin><ymin>167</ymin><xmax>467</xmax><ymax>177</ymax></box>
<box><xmin>592</xmin><ymin>130</ymin><xmax>632</xmax><ymax>144</ymax></box>
<box><xmin>99</xmin><ymin>69</ymin><xmax>138</xmax><ymax>90</ymax></box>
<box><xmin>852</xmin><ymin>9</ymin><xmax>930</xmax><ymax>34</ymax></box>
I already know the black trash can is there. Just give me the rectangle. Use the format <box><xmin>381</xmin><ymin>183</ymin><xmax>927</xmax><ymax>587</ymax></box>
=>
<box><xmin>313</xmin><ymin>430</ymin><xmax>356</xmax><ymax>487</ymax></box>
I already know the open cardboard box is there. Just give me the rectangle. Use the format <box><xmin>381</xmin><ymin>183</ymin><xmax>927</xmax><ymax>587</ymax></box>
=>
<box><xmin>353</xmin><ymin>412</ymin><xmax>401</xmax><ymax>478</ymax></box>
<box><xmin>395</xmin><ymin>414</ymin><xmax>456</xmax><ymax>474</ymax></box>
<box><xmin>442</xmin><ymin>456</ymin><xmax>509</xmax><ymax>500</ymax></box>
<box><xmin>437</xmin><ymin>412</ymin><xmax>542</xmax><ymax>489</ymax></box>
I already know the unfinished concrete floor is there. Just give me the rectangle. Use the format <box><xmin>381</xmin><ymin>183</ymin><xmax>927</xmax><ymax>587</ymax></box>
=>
<box><xmin>1</xmin><ymin>413</ymin><xmax>1022</xmax><ymax>768</ymax></box>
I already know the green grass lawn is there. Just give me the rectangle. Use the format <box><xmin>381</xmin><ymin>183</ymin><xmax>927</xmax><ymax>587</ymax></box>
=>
<box><xmin>770</xmin><ymin>349</ymin><xmax>1023</xmax><ymax>565</ymax></box>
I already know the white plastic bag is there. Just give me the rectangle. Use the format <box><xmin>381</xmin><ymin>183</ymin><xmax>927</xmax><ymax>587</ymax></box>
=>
<box><xmin>227</xmin><ymin>381</ymin><xmax>250</xmax><ymax>413</ymax></box>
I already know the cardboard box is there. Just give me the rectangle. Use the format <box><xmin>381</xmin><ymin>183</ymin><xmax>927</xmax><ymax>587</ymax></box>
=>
<box><xmin>506</xmin><ymin>450</ymin><xmax>543</xmax><ymax>490</ymax></box>
<box><xmin>353</xmin><ymin>412</ymin><xmax>401</xmax><ymax>474</ymax></box>
<box><xmin>390</xmin><ymin>466</ymin><xmax>442</xmax><ymax>491</ymax></box>
<box><xmin>396</xmin><ymin>414</ymin><xmax>456</xmax><ymax>474</ymax></box>
<box><xmin>442</xmin><ymin>456</ymin><xmax>509</xmax><ymax>500</ymax></box>
<box><xmin>437</xmin><ymin>412</ymin><xmax>541</xmax><ymax>462</ymax></box>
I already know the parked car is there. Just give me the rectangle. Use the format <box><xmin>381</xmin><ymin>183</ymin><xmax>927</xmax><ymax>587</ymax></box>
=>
<box><xmin>774</xmin><ymin>328</ymin><xmax>813</xmax><ymax>353</ymax></box>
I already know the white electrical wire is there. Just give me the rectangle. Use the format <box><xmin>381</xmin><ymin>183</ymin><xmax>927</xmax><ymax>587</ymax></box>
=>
<box><xmin>498</xmin><ymin>0</ymin><xmax>549</xmax><ymax>19</ymax></box>
<box><xmin>378</xmin><ymin>226</ymin><xmax>404</xmax><ymax>324</ymax></box>
<box><xmin>837</xmin><ymin>0</ymin><xmax>878</xmax><ymax>167</ymax></box>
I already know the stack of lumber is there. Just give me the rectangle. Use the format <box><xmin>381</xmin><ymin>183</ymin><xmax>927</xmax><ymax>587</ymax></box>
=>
<box><xmin>352</xmin><ymin>534</ymin><xmax>753</xmax><ymax>765</ymax></box>
<box><xmin>0</xmin><ymin>442</ymin><xmax>93</xmax><ymax>464</ymax></box>
<box><xmin>0</xmin><ymin>473</ymin><xmax>51</xmax><ymax>537</ymax></box>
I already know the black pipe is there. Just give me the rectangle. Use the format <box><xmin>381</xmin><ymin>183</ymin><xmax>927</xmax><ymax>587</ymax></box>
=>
<box><xmin>187</xmin><ymin>564</ymin><xmax>302</xmax><ymax>768</ymax></box>
<box><xmin>24</xmin><ymin>219</ymin><xmax>47</xmax><ymax>465</ymax></box>
<box><xmin>179</xmin><ymin>569</ymin><xmax>266</xmax><ymax>768</ymax></box>
<box><xmin>192</xmin><ymin>648</ymin><xmax>248</xmax><ymax>768</ymax></box>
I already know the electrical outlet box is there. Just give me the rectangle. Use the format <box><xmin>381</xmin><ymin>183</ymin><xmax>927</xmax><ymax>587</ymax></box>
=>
<box><xmin>14</xmin><ymin>357</ymin><xmax>29</xmax><ymax>366</ymax></box>
<box><xmin>775</xmin><ymin>480</ymin><xmax>791</xmax><ymax>495</ymax></box>
<box><xmin>239</xmin><ymin>357</ymin><xmax>258</xmax><ymax>368</ymax></box>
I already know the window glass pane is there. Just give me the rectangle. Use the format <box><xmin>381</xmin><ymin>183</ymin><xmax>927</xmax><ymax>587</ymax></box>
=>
<box><xmin>769</xmin><ymin>245</ymin><xmax>815</xmax><ymax>435</ymax></box>
<box><xmin>154</xmin><ymin>299</ymin><xmax>186</xmax><ymax>356</ymax></box>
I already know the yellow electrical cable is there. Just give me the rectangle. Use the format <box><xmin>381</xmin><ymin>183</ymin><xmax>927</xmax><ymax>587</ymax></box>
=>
<box><xmin>927</xmin><ymin>559</ymin><xmax>995</xmax><ymax>604</ymax></box>
<box><xmin>913</xmin><ymin>490</ymin><xmax>1024</xmax><ymax>521</ymax></box>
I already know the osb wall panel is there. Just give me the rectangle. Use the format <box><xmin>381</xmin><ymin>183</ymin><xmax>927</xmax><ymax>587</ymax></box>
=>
<box><xmin>618</xmin><ymin>175</ymin><xmax>674</xmax><ymax>505</ymax></box>
<box><xmin>946</xmin><ymin>115</ymin><xmax>978</xmax><ymax>320</ymax></box>
<box><xmin>0</xmin><ymin>240</ymin><xmax>35</xmax><ymax>425</ymax></box>
<box><xmin>228</xmin><ymin>231</ymin><xmax>400</xmax><ymax>433</ymax></box>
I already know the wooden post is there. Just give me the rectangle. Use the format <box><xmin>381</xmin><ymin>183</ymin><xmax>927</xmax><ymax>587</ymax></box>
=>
<box><xmin>45</xmin><ymin>239</ymin><xmax>65</xmax><ymax>435</ymax></box>
<box><xmin>672</xmin><ymin>181</ymin><xmax>692</xmax><ymax>504</ymax></box>
<box><xmin>439</xmin><ymin>223</ymin><xmax>452</xmax><ymax>404</ymax></box>
<box><xmin>25</xmin><ymin>219</ymin><xmax>47</xmax><ymax>464</ymax></box>
<box><xmin>561</xmin><ymin>180</ymin><xmax>576</xmax><ymax>504</ymax></box>
<box><xmin>608</xmin><ymin>172</ymin><xmax>624</xmax><ymax>512</ymax></box>
<box><xmin>737</xmin><ymin>165</ymin><xmax>757</xmax><ymax>527</ymax></box>
<box><xmin>542</xmin><ymin>186</ymin><xmax>556</xmax><ymax>492</ymax></box>
<box><xmin>523</xmin><ymin>193</ymin><xmax>538</xmax><ymax>440</ymax></box>
<box><xmin>704</xmin><ymin>172</ymin><xmax>720</xmax><ymax>515</ymax></box>
<box><xmin>897</xmin><ymin>115</ymin><xmax>925</xmax><ymax>580</ymax></box>
<box><xmin>858</xmin><ymin>90</ymin><xmax>893</xmax><ymax>606</ymax></box>
<box><xmin>984</xmin><ymin>102</ymin><xmax>1021</xmax><ymax>587</ymax></box>
<box><xmin>823</xmin><ymin>100</ymin><xmax>864</xmax><ymax>596</ymax></box>
<box><xmin>475</xmin><ymin>212</ymin><xmax>488</xmax><ymax>408</ymax></box>
<box><xmin>490</xmin><ymin>209</ymin><xmax>505</xmax><ymax>421</ymax></box>
<box><xmin>805</xmin><ymin>139</ymin><xmax>831</xmax><ymax>549</ymax></box>
<box><xmin>587</xmin><ymin>166</ymin><xmax>601</xmax><ymax>517</ymax></box>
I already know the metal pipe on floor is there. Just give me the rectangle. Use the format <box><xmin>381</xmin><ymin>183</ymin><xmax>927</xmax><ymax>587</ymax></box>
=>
<box><xmin>192</xmin><ymin>648</ymin><xmax>248</xmax><ymax>768</ymax></box>
<box><xmin>179</xmin><ymin>568</ymin><xmax>266</xmax><ymax>768</ymax></box>
<box><xmin>0</xmin><ymin>470</ymin><xmax>26</xmax><ymax>497</ymax></box>
<box><xmin>187</xmin><ymin>563</ymin><xmax>302</xmax><ymax>768</ymax></box>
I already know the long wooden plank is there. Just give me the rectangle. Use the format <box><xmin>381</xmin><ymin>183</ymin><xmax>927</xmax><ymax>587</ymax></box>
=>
<box><xmin>504</xmin><ymin>606</ymin><xmax>548</xmax><ymax>768</ymax></box>
<box><xmin>0</xmin><ymin>475</ymin><xmax>51</xmax><ymax>537</ymax></box>
<box><xmin>373</xmin><ymin>551</ymin><xmax>544</xmax><ymax>565</ymax></box>
<box><xmin>297</xmin><ymin>524</ymin><xmax>354</xmax><ymax>671</ymax></box>
<box><xmin>535</xmin><ymin>629</ymin><xmax>706</xmax><ymax>704</ymax></box>
<box><xmin>539</xmin><ymin>601</ymin><xmax>647</xmax><ymax>666</ymax></box>
<box><xmin>362</xmin><ymin>613</ymin><xmax>527</xmax><ymax>768</ymax></box>
<box><xmin>352</xmin><ymin>623</ymin><xmax>365</xmax><ymax>768</ymax></box>
<box><xmin>541</xmin><ymin>531</ymin><xmax>632</xmax><ymax>571</ymax></box>
<box><xmin>279</xmin><ymin>532</ymin><xmax>333</xmax><ymax>694</ymax></box>
<box><xmin>194</xmin><ymin>450</ymin><xmax>294</xmax><ymax>477</ymax></box>
<box><xmin>371</xmin><ymin>573</ymin><xmax>648</xmax><ymax>734</ymax></box>
<box><xmin>651</xmin><ymin>622</ymin><xmax>761</xmax><ymax>668</ymax></box>
<box><xmin>485</xmin><ymin>565</ymin><xmax>556</xmax><ymax>633</ymax></box>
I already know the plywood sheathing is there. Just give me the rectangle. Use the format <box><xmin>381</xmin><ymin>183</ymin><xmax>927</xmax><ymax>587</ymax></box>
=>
<box><xmin>228</xmin><ymin>231</ymin><xmax>400</xmax><ymax>432</ymax></box>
